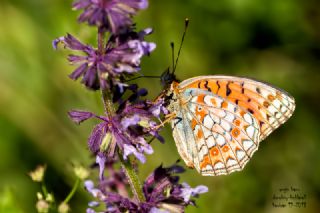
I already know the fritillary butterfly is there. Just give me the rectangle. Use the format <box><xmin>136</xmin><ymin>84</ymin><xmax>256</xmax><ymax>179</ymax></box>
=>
<box><xmin>165</xmin><ymin>75</ymin><xmax>295</xmax><ymax>176</ymax></box>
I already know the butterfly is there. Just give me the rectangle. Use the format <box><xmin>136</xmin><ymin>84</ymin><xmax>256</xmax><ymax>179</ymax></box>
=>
<box><xmin>163</xmin><ymin>75</ymin><xmax>295</xmax><ymax>176</ymax></box>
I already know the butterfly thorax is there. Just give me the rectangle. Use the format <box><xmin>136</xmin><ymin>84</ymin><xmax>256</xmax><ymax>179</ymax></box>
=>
<box><xmin>156</xmin><ymin>68</ymin><xmax>180</xmax><ymax>110</ymax></box>
<box><xmin>165</xmin><ymin>81</ymin><xmax>184</xmax><ymax>113</ymax></box>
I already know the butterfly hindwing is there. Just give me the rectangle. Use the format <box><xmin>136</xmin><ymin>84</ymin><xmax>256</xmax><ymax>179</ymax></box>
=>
<box><xmin>171</xmin><ymin>105</ymin><xmax>200</xmax><ymax>170</ymax></box>
<box><xmin>183</xmin><ymin>89</ymin><xmax>260</xmax><ymax>175</ymax></box>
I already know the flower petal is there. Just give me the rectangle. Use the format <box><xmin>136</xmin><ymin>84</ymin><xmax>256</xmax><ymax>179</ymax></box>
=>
<box><xmin>81</xmin><ymin>66</ymin><xmax>99</xmax><ymax>89</ymax></box>
<box><xmin>64</xmin><ymin>33</ymin><xmax>89</xmax><ymax>50</ymax></box>
<box><xmin>86</xmin><ymin>208</ymin><xmax>96</xmax><ymax>213</ymax></box>
<box><xmin>68</xmin><ymin>110</ymin><xmax>94</xmax><ymax>124</ymax></box>
<box><xmin>121</xmin><ymin>114</ymin><xmax>141</xmax><ymax>129</ymax></box>
<box><xmin>84</xmin><ymin>180</ymin><xmax>94</xmax><ymax>191</ymax></box>
<box><xmin>180</xmin><ymin>182</ymin><xmax>208</xmax><ymax>202</ymax></box>
<box><xmin>88</xmin><ymin>122</ymin><xmax>107</xmax><ymax>153</ymax></box>
<box><xmin>149</xmin><ymin>207</ymin><xmax>170</xmax><ymax>213</ymax></box>
<box><xmin>52</xmin><ymin>36</ymin><xmax>64</xmax><ymax>49</ymax></box>
<box><xmin>69</xmin><ymin>63</ymin><xmax>88</xmax><ymax>80</ymax></box>
<box><xmin>123</xmin><ymin>144</ymin><xmax>146</xmax><ymax>163</ymax></box>
<box><xmin>96</xmin><ymin>154</ymin><xmax>106</xmax><ymax>180</ymax></box>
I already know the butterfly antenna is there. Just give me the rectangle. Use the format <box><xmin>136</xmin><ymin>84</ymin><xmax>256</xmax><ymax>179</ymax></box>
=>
<box><xmin>125</xmin><ymin>75</ymin><xmax>161</xmax><ymax>82</ymax></box>
<box><xmin>173</xmin><ymin>18</ymin><xmax>189</xmax><ymax>74</ymax></box>
<box><xmin>170</xmin><ymin>42</ymin><xmax>175</xmax><ymax>71</ymax></box>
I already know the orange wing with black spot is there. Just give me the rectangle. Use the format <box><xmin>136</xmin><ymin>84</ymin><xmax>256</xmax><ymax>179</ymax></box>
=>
<box><xmin>179</xmin><ymin>76</ymin><xmax>295</xmax><ymax>141</ymax></box>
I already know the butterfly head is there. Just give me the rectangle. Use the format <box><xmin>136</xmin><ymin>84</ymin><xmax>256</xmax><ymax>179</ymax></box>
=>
<box><xmin>156</xmin><ymin>19</ymin><xmax>189</xmax><ymax>106</ymax></box>
<box><xmin>160</xmin><ymin>68</ymin><xmax>179</xmax><ymax>88</ymax></box>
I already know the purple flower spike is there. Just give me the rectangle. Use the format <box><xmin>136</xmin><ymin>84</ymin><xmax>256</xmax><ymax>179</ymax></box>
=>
<box><xmin>73</xmin><ymin>0</ymin><xmax>149</xmax><ymax>34</ymax></box>
<box><xmin>55</xmin><ymin>0</ymin><xmax>209</xmax><ymax>212</ymax></box>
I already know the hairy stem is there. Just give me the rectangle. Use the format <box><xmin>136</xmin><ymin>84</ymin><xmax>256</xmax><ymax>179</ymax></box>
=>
<box><xmin>98</xmin><ymin>27</ymin><xmax>104</xmax><ymax>55</ymax></box>
<box><xmin>119</xmin><ymin>152</ymin><xmax>145</xmax><ymax>202</ymax></box>
<box><xmin>98</xmin><ymin>28</ymin><xmax>145</xmax><ymax>202</ymax></box>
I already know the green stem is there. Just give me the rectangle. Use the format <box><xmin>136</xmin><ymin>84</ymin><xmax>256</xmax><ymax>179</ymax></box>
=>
<box><xmin>101</xmin><ymin>89</ymin><xmax>114</xmax><ymax>116</ymax></box>
<box><xmin>119</xmin><ymin>152</ymin><xmax>145</xmax><ymax>202</ymax></box>
<box><xmin>41</xmin><ymin>182</ymin><xmax>48</xmax><ymax>197</ymax></box>
<box><xmin>63</xmin><ymin>178</ymin><xmax>80</xmax><ymax>203</ymax></box>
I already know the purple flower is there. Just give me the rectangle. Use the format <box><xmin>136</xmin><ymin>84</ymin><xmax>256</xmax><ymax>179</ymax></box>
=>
<box><xmin>86</xmin><ymin>208</ymin><xmax>96</xmax><ymax>213</ymax></box>
<box><xmin>179</xmin><ymin>183</ymin><xmax>208</xmax><ymax>202</ymax></box>
<box><xmin>53</xmin><ymin>31</ymin><xmax>155</xmax><ymax>90</ymax></box>
<box><xmin>85</xmin><ymin>178</ymin><xmax>138</xmax><ymax>212</ymax></box>
<box><xmin>142</xmin><ymin>163</ymin><xmax>208</xmax><ymax>212</ymax></box>
<box><xmin>85</xmin><ymin>163</ymin><xmax>208</xmax><ymax>212</ymax></box>
<box><xmin>105</xmin><ymin>39</ymin><xmax>156</xmax><ymax>74</ymax></box>
<box><xmin>73</xmin><ymin>0</ymin><xmax>148</xmax><ymax>33</ymax></box>
<box><xmin>68</xmin><ymin>99</ymin><xmax>164</xmax><ymax>166</ymax></box>
<box><xmin>85</xmin><ymin>180</ymin><xmax>106</xmax><ymax>199</ymax></box>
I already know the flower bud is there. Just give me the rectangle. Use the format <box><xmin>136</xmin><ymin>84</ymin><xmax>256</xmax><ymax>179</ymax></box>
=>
<box><xmin>36</xmin><ymin>200</ymin><xmax>49</xmax><ymax>213</ymax></box>
<box><xmin>74</xmin><ymin>165</ymin><xmax>90</xmax><ymax>180</ymax></box>
<box><xmin>46</xmin><ymin>193</ymin><xmax>55</xmax><ymax>203</ymax></box>
<box><xmin>58</xmin><ymin>202</ymin><xmax>70</xmax><ymax>213</ymax></box>
<box><xmin>37</xmin><ymin>192</ymin><xmax>43</xmax><ymax>200</ymax></box>
<box><xmin>29</xmin><ymin>165</ymin><xmax>46</xmax><ymax>182</ymax></box>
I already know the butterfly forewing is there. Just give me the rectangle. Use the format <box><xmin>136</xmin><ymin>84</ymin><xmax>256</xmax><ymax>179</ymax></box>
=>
<box><xmin>179</xmin><ymin>76</ymin><xmax>295</xmax><ymax>141</ymax></box>
<box><xmin>170</xmin><ymin>75</ymin><xmax>295</xmax><ymax>176</ymax></box>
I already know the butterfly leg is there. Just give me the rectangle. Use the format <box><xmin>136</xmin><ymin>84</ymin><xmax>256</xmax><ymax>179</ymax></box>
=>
<box><xmin>152</xmin><ymin>112</ymin><xmax>177</xmax><ymax>130</ymax></box>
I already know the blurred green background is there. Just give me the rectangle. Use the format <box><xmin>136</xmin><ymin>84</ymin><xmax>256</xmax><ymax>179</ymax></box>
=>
<box><xmin>1</xmin><ymin>0</ymin><xmax>320</xmax><ymax>212</ymax></box>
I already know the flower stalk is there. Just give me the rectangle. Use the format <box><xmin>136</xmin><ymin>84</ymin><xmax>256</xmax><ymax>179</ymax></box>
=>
<box><xmin>118</xmin><ymin>150</ymin><xmax>145</xmax><ymax>202</ymax></box>
<box><xmin>97</xmin><ymin>27</ymin><xmax>105</xmax><ymax>55</ymax></box>
<box><xmin>41</xmin><ymin>183</ymin><xmax>48</xmax><ymax>197</ymax></box>
<box><xmin>63</xmin><ymin>178</ymin><xmax>80</xmax><ymax>204</ymax></box>
<box><xmin>97</xmin><ymin>25</ymin><xmax>146</xmax><ymax>202</ymax></box>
